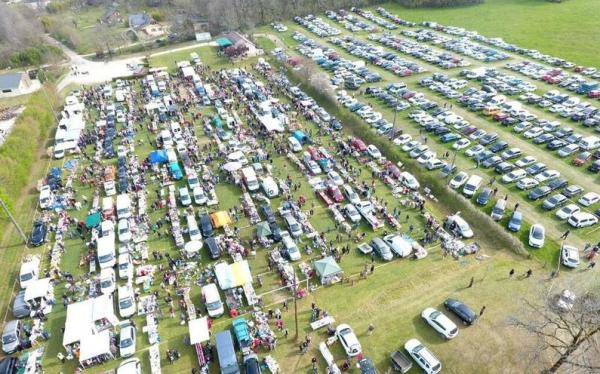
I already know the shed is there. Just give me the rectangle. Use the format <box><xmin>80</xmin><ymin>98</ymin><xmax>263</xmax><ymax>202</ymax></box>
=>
<box><xmin>128</xmin><ymin>13</ymin><xmax>152</xmax><ymax>29</ymax></box>
<box><xmin>0</xmin><ymin>72</ymin><xmax>31</xmax><ymax>96</ymax></box>
<box><xmin>313</xmin><ymin>257</ymin><xmax>343</xmax><ymax>285</ymax></box>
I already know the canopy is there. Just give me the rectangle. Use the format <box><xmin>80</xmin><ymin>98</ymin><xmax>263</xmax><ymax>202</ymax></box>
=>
<box><xmin>184</xmin><ymin>240</ymin><xmax>203</xmax><ymax>255</ymax></box>
<box><xmin>79</xmin><ymin>330</ymin><xmax>111</xmax><ymax>362</ymax></box>
<box><xmin>212</xmin><ymin>116</ymin><xmax>223</xmax><ymax>128</ymax></box>
<box><xmin>149</xmin><ymin>150</ymin><xmax>168</xmax><ymax>164</ymax></box>
<box><xmin>210</xmin><ymin>211</ymin><xmax>231</xmax><ymax>228</ymax></box>
<box><xmin>222</xmin><ymin>161</ymin><xmax>243</xmax><ymax>172</ymax></box>
<box><xmin>63</xmin><ymin>295</ymin><xmax>117</xmax><ymax>347</ymax></box>
<box><xmin>293</xmin><ymin>130</ymin><xmax>309</xmax><ymax>144</ymax></box>
<box><xmin>216</xmin><ymin>38</ymin><xmax>233</xmax><ymax>47</ymax></box>
<box><xmin>256</xmin><ymin>222</ymin><xmax>271</xmax><ymax>238</ymax></box>
<box><xmin>24</xmin><ymin>278</ymin><xmax>51</xmax><ymax>302</ymax></box>
<box><xmin>189</xmin><ymin>317</ymin><xmax>210</xmax><ymax>344</ymax></box>
<box><xmin>85</xmin><ymin>212</ymin><xmax>101</xmax><ymax>229</ymax></box>
<box><xmin>214</xmin><ymin>260</ymin><xmax>252</xmax><ymax>290</ymax></box>
<box><xmin>313</xmin><ymin>257</ymin><xmax>342</xmax><ymax>284</ymax></box>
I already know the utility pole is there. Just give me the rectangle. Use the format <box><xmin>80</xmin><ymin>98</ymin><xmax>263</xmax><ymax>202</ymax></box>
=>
<box><xmin>0</xmin><ymin>198</ymin><xmax>27</xmax><ymax>244</ymax></box>
<box><xmin>292</xmin><ymin>269</ymin><xmax>299</xmax><ymax>340</ymax></box>
<box><xmin>392</xmin><ymin>107</ymin><xmax>398</xmax><ymax>128</ymax></box>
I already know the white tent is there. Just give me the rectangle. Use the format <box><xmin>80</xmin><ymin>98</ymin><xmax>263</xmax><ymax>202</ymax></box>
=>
<box><xmin>24</xmin><ymin>278</ymin><xmax>52</xmax><ymax>302</ymax></box>
<box><xmin>184</xmin><ymin>240</ymin><xmax>203</xmax><ymax>256</ymax></box>
<box><xmin>188</xmin><ymin>317</ymin><xmax>210</xmax><ymax>344</ymax></box>
<box><xmin>181</xmin><ymin>66</ymin><xmax>195</xmax><ymax>78</ymax></box>
<box><xmin>214</xmin><ymin>260</ymin><xmax>252</xmax><ymax>290</ymax></box>
<box><xmin>63</xmin><ymin>295</ymin><xmax>118</xmax><ymax>347</ymax></box>
<box><xmin>79</xmin><ymin>330</ymin><xmax>112</xmax><ymax>362</ymax></box>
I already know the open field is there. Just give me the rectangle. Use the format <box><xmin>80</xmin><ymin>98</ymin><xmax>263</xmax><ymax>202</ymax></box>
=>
<box><xmin>367</xmin><ymin>0</ymin><xmax>600</xmax><ymax>68</ymax></box>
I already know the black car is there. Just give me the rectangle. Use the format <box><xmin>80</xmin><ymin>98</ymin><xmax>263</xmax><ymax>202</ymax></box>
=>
<box><xmin>0</xmin><ymin>357</ymin><xmax>18</xmax><ymax>374</ymax></box>
<box><xmin>30</xmin><ymin>220</ymin><xmax>47</xmax><ymax>247</ymax></box>
<box><xmin>199</xmin><ymin>214</ymin><xmax>214</xmax><ymax>238</ymax></box>
<box><xmin>489</xmin><ymin>141</ymin><xmax>509</xmax><ymax>153</ymax></box>
<box><xmin>358</xmin><ymin>357</ymin><xmax>378</xmax><ymax>374</ymax></box>
<box><xmin>204</xmin><ymin>237</ymin><xmax>221</xmax><ymax>259</ymax></box>
<box><xmin>261</xmin><ymin>204</ymin><xmax>276</xmax><ymax>224</ymax></box>
<box><xmin>547</xmin><ymin>139</ymin><xmax>567</xmax><ymax>150</ymax></box>
<box><xmin>548</xmin><ymin>177</ymin><xmax>568</xmax><ymax>191</ymax></box>
<box><xmin>589</xmin><ymin>160</ymin><xmax>600</xmax><ymax>173</ymax></box>
<box><xmin>533</xmin><ymin>133</ymin><xmax>555</xmax><ymax>144</ymax></box>
<box><xmin>495</xmin><ymin>162</ymin><xmax>514</xmax><ymax>174</ymax></box>
<box><xmin>542</xmin><ymin>194</ymin><xmax>568</xmax><ymax>210</ymax></box>
<box><xmin>526</xmin><ymin>162</ymin><xmax>547</xmax><ymax>175</ymax></box>
<box><xmin>476</xmin><ymin>188</ymin><xmax>493</xmax><ymax>205</ymax></box>
<box><xmin>444</xmin><ymin>298</ymin><xmax>477</xmax><ymax>325</ymax></box>
<box><xmin>528</xmin><ymin>186</ymin><xmax>552</xmax><ymax>200</ymax></box>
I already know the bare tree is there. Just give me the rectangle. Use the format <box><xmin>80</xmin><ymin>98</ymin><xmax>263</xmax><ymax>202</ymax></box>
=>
<box><xmin>510</xmin><ymin>290</ymin><xmax>600</xmax><ymax>373</ymax></box>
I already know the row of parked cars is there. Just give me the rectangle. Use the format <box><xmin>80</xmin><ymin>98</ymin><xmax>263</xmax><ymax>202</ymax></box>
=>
<box><xmin>293</xmin><ymin>14</ymin><xmax>341</xmax><ymax>37</ymax></box>
<box><xmin>325</xmin><ymin>10</ymin><xmax>376</xmax><ymax>33</ymax></box>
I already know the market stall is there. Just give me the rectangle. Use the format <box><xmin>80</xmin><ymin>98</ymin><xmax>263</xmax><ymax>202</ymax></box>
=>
<box><xmin>79</xmin><ymin>330</ymin><xmax>114</xmax><ymax>368</ymax></box>
<box><xmin>313</xmin><ymin>257</ymin><xmax>343</xmax><ymax>285</ymax></box>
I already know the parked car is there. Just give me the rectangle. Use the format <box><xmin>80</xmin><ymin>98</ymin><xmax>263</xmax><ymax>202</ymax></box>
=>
<box><xmin>528</xmin><ymin>186</ymin><xmax>552</xmax><ymax>200</ymax></box>
<box><xmin>404</xmin><ymin>339</ymin><xmax>441</xmax><ymax>374</ymax></box>
<box><xmin>336</xmin><ymin>324</ymin><xmax>362</xmax><ymax>357</ymax></box>
<box><xmin>476</xmin><ymin>188</ymin><xmax>493</xmax><ymax>205</ymax></box>
<box><xmin>444</xmin><ymin>298</ymin><xmax>477</xmax><ymax>325</ymax></box>
<box><xmin>383</xmin><ymin>234</ymin><xmax>413</xmax><ymax>257</ymax></box>
<box><xmin>30</xmin><ymin>220</ymin><xmax>47</xmax><ymax>247</ymax></box>
<box><xmin>556</xmin><ymin>204</ymin><xmax>581</xmax><ymax>220</ymax></box>
<box><xmin>529</xmin><ymin>224</ymin><xmax>545</xmax><ymax>248</ymax></box>
<box><xmin>370</xmin><ymin>238</ymin><xmax>393</xmax><ymax>261</ymax></box>
<box><xmin>542</xmin><ymin>194</ymin><xmax>568</xmax><ymax>210</ymax></box>
<box><xmin>12</xmin><ymin>291</ymin><xmax>30</xmax><ymax>319</ymax></box>
<box><xmin>568</xmin><ymin>212</ymin><xmax>598</xmax><ymax>228</ymax></box>
<box><xmin>507</xmin><ymin>211</ymin><xmax>523</xmax><ymax>232</ymax></box>
<box><xmin>448</xmin><ymin>172</ymin><xmax>469</xmax><ymax>189</ymax></box>
<box><xmin>119</xmin><ymin>322</ymin><xmax>137</xmax><ymax>358</ymax></box>
<box><xmin>561</xmin><ymin>245</ymin><xmax>580</xmax><ymax>269</ymax></box>
<box><xmin>579</xmin><ymin>192</ymin><xmax>600</xmax><ymax>207</ymax></box>
<box><xmin>421</xmin><ymin>308</ymin><xmax>458</xmax><ymax>339</ymax></box>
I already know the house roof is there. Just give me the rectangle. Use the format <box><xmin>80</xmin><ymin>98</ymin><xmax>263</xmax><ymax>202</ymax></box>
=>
<box><xmin>128</xmin><ymin>13</ymin><xmax>152</xmax><ymax>29</ymax></box>
<box><xmin>0</xmin><ymin>73</ymin><xmax>23</xmax><ymax>91</ymax></box>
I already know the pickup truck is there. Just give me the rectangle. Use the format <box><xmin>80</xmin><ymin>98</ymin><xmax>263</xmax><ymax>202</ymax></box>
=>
<box><xmin>355</xmin><ymin>201</ymin><xmax>384</xmax><ymax>230</ymax></box>
<box><xmin>390</xmin><ymin>350</ymin><xmax>412</xmax><ymax>373</ymax></box>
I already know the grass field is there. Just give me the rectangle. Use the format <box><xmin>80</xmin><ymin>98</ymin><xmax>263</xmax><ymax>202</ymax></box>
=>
<box><xmin>367</xmin><ymin>0</ymin><xmax>600</xmax><ymax>68</ymax></box>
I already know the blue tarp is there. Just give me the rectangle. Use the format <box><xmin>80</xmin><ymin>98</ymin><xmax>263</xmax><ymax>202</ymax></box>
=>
<box><xmin>293</xmin><ymin>130</ymin><xmax>309</xmax><ymax>144</ymax></box>
<box><xmin>149</xmin><ymin>150</ymin><xmax>168</xmax><ymax>164</ymax></box>
<box><xmin>169</xmin><ymin>162</ymin><xmax>183</xmax><ymax>180</ymax></box>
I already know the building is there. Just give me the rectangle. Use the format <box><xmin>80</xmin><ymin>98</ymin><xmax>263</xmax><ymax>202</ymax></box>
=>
<box><xmin>128</xmin><ymin>13</ymin><xmax>153</xmax><ymax>29</ymax></box>
<box><xmin>100</xmin><ymin>8</ymin><xmax>122</xmax><ymax>26</ymax></box>
<box><xmin>0</xmin><ymin>72</ymin><xmax>32</xmax><ymax>96</ymax></box>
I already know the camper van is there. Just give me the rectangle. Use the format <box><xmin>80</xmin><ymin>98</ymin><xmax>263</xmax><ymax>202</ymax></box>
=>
<box><xmin>242</xmin><ymin>167</ymin><xmax>260</xmax><ymax>192</ymax></box>
<box><xmin>160</xmin><ymin>129</ymin><xmax>173</xmax><ymax>148</ymax></box>
<box><xmin>201</xmin><ymin>283</ymin><xmax>224</xmax><ymax>318</ymax></box>
<box><xmin>261</xmin><ymin>177</ymin><xmax>279</xmax><ymax>198</ymax></box>
<box><xmin>97</xmin><ymin>235</ymin><xmax>116</xmax><ymax>269</ymax></box>
<box><xmin>101</xmin><ymin>220</ymin><xmax>115</xmax><ymax>238</ymax></box>
<box><xmin>38</xmin><ymin>186</ymin><xmax>53</xmax><ymax>210</ymax></box>
<box><xmin>116</xmin><ymin>194</ymin><xmax>132</xmax><ymax>219</ymax></box>
<box><xmin>462</xmin><ymin>175</ymin><xmax>483</xmax><ymax>198</ymax></box>
<box><xmin>215</xmin><ymin>331</ymin><xmax>240</xmax><ymax>374</ymax></box>
<box><xmin>187</xmin><ymin>215</ymin><xmax>202</xmax><ymax>242</ymax></box>
<box><xmin>19</xmin><ymin>257</ymin><xmax>40</xmax><ymax>290</ymax></box>
<box><xmin>102</xmin><ymin>197</ymin><xmax>114</xmax><ymax>219</ymax></box>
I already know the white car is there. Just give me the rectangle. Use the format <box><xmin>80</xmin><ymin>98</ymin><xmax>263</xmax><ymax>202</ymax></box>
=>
<box><xmin>515</xmin><ymin>156</ymin><xmax>536</xmax><ymax>168</ymax></box>
<box><xmin>192</xmin><ymin>187</ymin><xmax>207</xmax><ymax>205</ymax></box>
<box><xmin>99</xmin><ymin>268</ymin><xmax>116</xmax><ymax>295</ymax></box>
<box><xmin>327</xmin><ymin>171</ymin><xmax>344</xmax><ymax>186</ymax></box>
<box><xmin>117</xmin><ymin>358</ymin><xmax>141</xmax><ymax>374</ymax></box>
<box><xmin>344</xmin><ymin>204</ymin><xmax>362</xmax><ymax>223</ymax></box>
<box><xmin>393</xmin><ymin>134</ymin><xmax>412</xmax><ymax>145</ymax></box>
<box><xmin>578</xmin><ymin>192</ymin><xmax>600</xmax><ymax>207</ymax></box>
<box><xmin>426</xmin><ymin>159</ymin><xmax>445</xmax><ymax>170</ymax></box>
<box><xmin>119</xmin><ymin>322</ymin><xmax>136</xmax><ymax>358</ymax></box>
<box><xmin>452</xmin><ymin>138</ymin><xmax>471</xmax><ymax>150</ymax></box>
<box><xmin>523</xmin><ymin>127</ymin><xmax>543</xmax><ymax>139</ymax></box>
<box><xmin>465</xmin><ymin>144</ymin><xmax>485</xmax><ymax>157</ymax></box>
<box><xmin>118</xmin><ymin>285</ymin><xmax>136</xmax><ymax>318</ymax></box>
<box><xmin>336</xmin><ymin>324</ymin><xmax>362</xmax><ymax>357</ymax></box>
<box><xmin>410</xmin><ymin>144</ymin><xmax>429</xmax><ymax>158</ymax></box>
<box><xmin>179</xmin><ymin>187</ymin><xmax>192</xmax><ymax>206</ymax></box>
<box><xmin>501</xmin><ymin>169</ymin><xmax>527</xmax><ymax>183</ymax></box>
<box><xmin>367</xmin><ymin>144</ymin><xmax>382</xmax><ymax>159</ymax></box>
<box><xmin>404</xmin><ymin>339</ymin><xmax>441</xmax><ymax>374</ymax></box>
<box><xmin>555</xmin><ymin>204</ymin><xmax>581</xmax><ymax>220</ymax></box>
<box><xmin>516</xmin><ymin>177</ymin><xmax>539</xmax><ymax>190</ymax></box>
<box><xmin>417</xmin><ymin>151</ymin><xmax>436</xmax><ymax>164</ymax></box>
<box><xmin>449</xmin><ymin>172</ymin><xmax>469</xmax><ymax>189</ymax></box>
<box><xmin>118</xmin><ymin>253</ymin><xmax>133</xmax><ymax>280</ymax></box>
<box><xmin>568</xmin><ymin>212</ymin><xmax>598</xmax><ymax>228</ymax></box>
<box><xmin>400</xmin><ymin>172</ymin><xmax>420</xmax><ymax>190</ymax></box>
<box><xmin>383</xmin><ymin>234</ymin><xmax>412</xmax><ymax>257</ymax></box>
<box><xmin>307</xmin><ymin>160</ymin><xmax>321</xmax><ymax>174</ymax></box>
<box><xmin>421</xmin><ymin>308</ymin><xmax>458</xmax><ymax>339</ymax></box>
<box><xmin>529</xmin><ymin>224</ymin><xmax>545</xmax><ymax>248</ymax></box>
<box><xmin>402</xmin><ymin>140</ymin><xmax>421</xmax><ymax>152</ymax></box>
<box><xmin>534</xmin><ymin>170</ymin><xmax>560</xmax><ymax>183</ymax></box>
<box><xmin>561</xmin><ymin>245</ymin><xmax>580</xmax><ymax>269</ymax></box>
<box><xmin>118</xmin><ymin>219</ymin><xmax>132</xmax><ymax>243</ymax></box>
<box><xmin>342</xmin><ymin>185</ymin><xmax>361</xmax><ymax>205</ymax></box>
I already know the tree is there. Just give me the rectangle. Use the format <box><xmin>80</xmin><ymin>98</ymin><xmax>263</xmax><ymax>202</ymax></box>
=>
<box><xmin>510</xmin><ymin>290</ymin><xmax>600</xmax><ymax>373</ymax></box>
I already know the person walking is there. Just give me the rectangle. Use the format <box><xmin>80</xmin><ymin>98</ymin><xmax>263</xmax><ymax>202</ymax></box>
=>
<box><xmin>525</xmin><ymin>269</ymin><xmax>533</xmax><ymax>278</ymax></box>
<box><xmin>561</xmin><ymin>230</ymin><xmax>570</xmax><ymax>240</ymax></box>
<box><xmin>587</xmin><ymin>261</ymin><xmax>596</xmax><ymax>270</ymax></box>
<box><xmin>479</xmin><ymin>305</ymin><xmax>486</xmax><ymax>316</ymax></box>
<box><xmin>370</xmin><ymin>264</ymin><xmax>375</xmax><ymax>274</ymax></box>
<box><xmin>509</xmin><ymin>269</ymin><xmax>515</xmax><ymax>278</ymax></box>
<box><xmin>367</xmin><ymin>324</ymin><xmax>375</xmax><ymax>335</ymax></box>
<box><xmin>467</xmin><ymin>277</ymin><xmax>474</xmax><ymax>288</ymax></box>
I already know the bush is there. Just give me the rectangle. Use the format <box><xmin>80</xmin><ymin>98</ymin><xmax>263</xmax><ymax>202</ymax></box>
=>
<box><xmin>149</xmin><ymin>10</ymin><xmax>165</xmax><ymax>22</ymax></box>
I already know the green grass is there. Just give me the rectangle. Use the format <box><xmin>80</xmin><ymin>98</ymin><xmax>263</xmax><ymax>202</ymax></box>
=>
<box><xmin>148</xmin><ymin>46</ymin><xmax>233</xmax><ymax>73</ymax></box>
<box><xmin>367</xmin><ymin>0</ymin><xmax>600</xmax><ymax>67</ymax></box>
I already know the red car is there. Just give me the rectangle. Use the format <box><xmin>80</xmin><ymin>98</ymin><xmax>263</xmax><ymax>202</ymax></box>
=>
<box><xmin>587</xmin><ymin>90</ymin><xmax>600</xmax><ymax>99</ymax></box>
<box><xmin>351</xmin><ymin>138</ymin><xmax>367</xmax><ymax>152</ymax></box>
<box><xmin>307</xmin><ymin>146</ymin><xmax>322</xmax><ymax>161</ymax></box>
<box><xmin>573</xmin><ymin>152</ymin><xmax>592</xmax><ymax>166</ymax></box>
<box><xmin>327</xmin><ymin>185</ymin><xmax>344</xmax><ymax>203</ymax></box>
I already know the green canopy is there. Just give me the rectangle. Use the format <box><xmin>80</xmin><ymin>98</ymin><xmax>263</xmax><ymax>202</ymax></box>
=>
<box><xmin>313</xmin><ymin>256</ymin><xmax>342</xmax><ymax>284</ymax></box>
<box><xmin>256</xmin><ymin>222</ymin><xmax>271</xmax><ymax>238</ymax></box>
<box><xmin>216</xmin><ymin>38</ymin><xmax>233</xmax><ymax>47</ymax></box>
<box><xmin>212</xmin><ymin>116</ymin><xmax>223</xmax><ymax>127</ymax></box>
<box><xmin>85</xmin><ymin>212</ymin><xmax>101</xmax><ymax>229</ymax></box>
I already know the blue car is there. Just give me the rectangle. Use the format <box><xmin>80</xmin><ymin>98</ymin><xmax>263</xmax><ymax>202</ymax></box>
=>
<box><xmin>507</xmin><ymin>211</ymin><xmax>523</xmax><ymax>232</ymax></box>
<box><xmin>440</xmin><ymin>133</ymin><xmax>461</xmax><ymax>143</ymax></box>
<box><xmin>476</xmin><ymin>188</ymin><xmax>493</xmax><ymax>205</ymax></box>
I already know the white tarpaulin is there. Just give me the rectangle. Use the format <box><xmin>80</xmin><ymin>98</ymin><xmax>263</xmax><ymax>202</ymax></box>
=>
<box><xmin>79</xmin><ymin>330</ymin><xmax>111</xmax><ymax>362</ymax></box>
<box><xmin>184</xmin><ymin>240</ymin><xmax>202</xmax><ymax>255</ymax></box>
<box><xmin>63</xmin><ymin>295</ymin><xmax>117</xmax><ymax>347</ymax></box>
<box><xmin>188</xmin><ymin>317</ymin><xmax>210</xmax><ymax>344</ymax></box>
<box><xmin>222</xmin><ymin>161</ymin><xmax>243</xmax><ymax>172</ymax></box>
<box><xmin>24</xmin><ymin>278</ymin><xmax>51</xmax><ymax>302</ymax></box>
<box><xmin>214</xmin><ymin>260</ymin><xmax>252</xmax><ymax>290</ymax></box>
<box><xmin>181</xmin><ymin>66</ymin><xmax>195</xmax><ymax>78</ymax></box>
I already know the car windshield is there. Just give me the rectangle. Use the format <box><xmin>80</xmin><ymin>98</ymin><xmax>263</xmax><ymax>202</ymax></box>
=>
<box><xmin>120</xmin><ymin>338</ymin><xmax>132</xmax><ymax>348</ymax></box>
<box><xmin>20</xmin><ymin>273</ymin><xmax>33</xmax><ymax>282</ymax></box>
<box><xmin>206</xmin><ymin>300</ymin><xmax>222</xmax><ymax>311</ymax></box>
<box><xmin>533</xmin><ymin>229</ymin><xmax>543</xmax><ymax>239</ymax></box>
<box><xmin>98</xmin><ymin>254</ymin><xmax>114</xmax><ymax>263</ymax></box>
<box><xmin>2</xmin><ymin>335</ymin><xmax>16</xmax><ymax>344</ymax></box>
<box><xmin>101</xmin><ymin>279</ymin><xmax>112</xmax><ymax>288</ymax></box>
<box><xmin>119</xmin><ymin>297</ymin><xmax>133</xmax><ymax>309</ymax></box>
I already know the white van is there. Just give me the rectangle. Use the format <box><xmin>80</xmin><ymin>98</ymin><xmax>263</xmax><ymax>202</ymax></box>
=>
<box><xmin>160</xmin><ymin>129</ymin><xmax>173</xmax><ymax>148</ymax></box>
<box><xmin>241</xmin><ymin>167</ymin><xmax>259</xmax><ymax>192</ymax></box>
<box><xmin>101</xmin><ymin>220</ymin><xmax>115</xmax><ymax>238</ymax></box>
<box><xmin>97</xmin><ymin>235</ymin><xmax>116</xmax><ymax>269</ymax></box>
<box><xmin>116</xmin><ymin>194</ymin><xmax>132</xmax><ymax>219</ymax></box>
<box><xmin>261</xmin><ymin>176</ymin><xmax>279</xmax><ymax>198</ymax></box>
<box><xmin>39</xmin><ymin>186</ymin><xmax>53</xmax><ymax>210</ymax></box>
<box><xmin>201</xmin><ymin>283</ymin><xmax>224</xmax><ymax>318</ymax></box>
<box><xmin>462</xmin><ymin>175</ymin><xmax>482</xmax><ymax>198</ymax></box>
<box><xmin>102</xmin><ymin>197</ymin><xmax>114</xmax><ymax>218</ymax></box>
<box><xmin>288</xmin><ymin>137</ymin><xmax>302</xmax><ymax>152</ymax></box>
<box><xmin>187</xmin><ymin>215</ymin><xmax>202</xmax><ymax>241</ymax></box>
<box><xmin>579</xmin><ymin>136</ymin><xmax>600</xmax><ymax>151</ymax></box>
<box><xmin>19</xmin><ymin>257</ymin><xmax>40</xmax><ymax>289</ymax></box>
<box><xmin>281</xmin><ymin>232</ymin><xmax>301</xmax><ymax>261</ymax></box>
